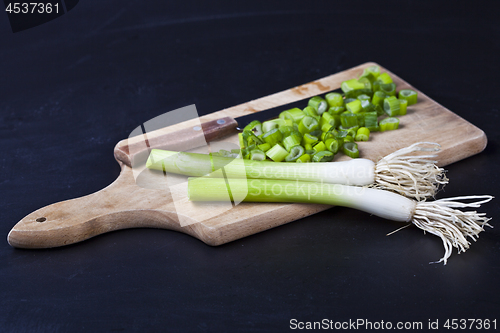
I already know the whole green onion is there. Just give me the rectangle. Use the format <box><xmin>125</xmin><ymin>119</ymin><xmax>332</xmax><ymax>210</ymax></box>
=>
<box><xmin>147</xmin><ymin>142</ymin><xmax>448</xmax><ymax>200</ymax></box>
<box><xmin>187</xmin><ymin>177</ymin><xmax>491</xmax><ymax>265</ymax></box>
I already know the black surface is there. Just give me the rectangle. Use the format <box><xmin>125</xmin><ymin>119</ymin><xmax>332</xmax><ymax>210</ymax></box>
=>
<box><xmin>1</xmin><ymin>1</ymin><xmax>499</xmax><ymax>332</ymax></box>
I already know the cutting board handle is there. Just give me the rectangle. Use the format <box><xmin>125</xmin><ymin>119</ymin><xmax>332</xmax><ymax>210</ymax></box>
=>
<box><xmin>114</xmin><ymin>116</ymin><xmax>238</xmax><ymax>168</ymax></box>
<box><xmin>7</xmin><ymin>166</ymin><xmax>185</xmax><ymax>249</ymax></box>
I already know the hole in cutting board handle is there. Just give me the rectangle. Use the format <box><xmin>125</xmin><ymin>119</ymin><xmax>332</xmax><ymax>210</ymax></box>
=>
<box><xmin>36</xmin><ymin>217</ymin><xmax>47</xmax><ymax>223</ymax></box>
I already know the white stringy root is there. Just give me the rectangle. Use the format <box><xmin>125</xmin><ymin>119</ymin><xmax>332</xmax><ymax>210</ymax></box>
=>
<box><xmin>412</xmin><ymin>195</ymin><xmax>493</xmax><ymax>265</ymax></box>
<box><xmin>374</xmin><ymin>142</ymin><xmax>448</xmax><ymax>200</ymax></box>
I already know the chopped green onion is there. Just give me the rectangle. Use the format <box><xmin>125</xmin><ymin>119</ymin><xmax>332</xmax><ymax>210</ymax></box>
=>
<box><xmin>313</xmin><ymin>141</ymin><xmax>326</xmax><ymax>153</ymax></box>
<box><xmin>383</xmin><ymin>96</ymin><xmax>401</xmax><ymax>116</ymax></box>
<box><xmin>379</xmin><ymin>117</ymin><xmax>400</xmax><ymax>131</ymax></box>
<box><xmin>265</xmin><ymin>144</ymin><xmax>288</xmax><ymax>162</ymax></box>
<box><xmin>358</xmin><ymin>77</ymin><xmax>372</xmax><ymax>91</ymax></box>
<box><xmin>242</xmin><ymin>129</ymin><xmax>264</xmax><ymax>146</ymax></box>
<box><xmin>305</xmin><ymin>149</ymin><xmax>316</xmax><ymax>156</ymax></box>
<box><xmin>296</xmin><ymin>154</ymin><xmax>311</xmax><ymax>163</ymax></box>
<box><xmin>379</xmin><ymin>83</ymin><xmax>397</xmax><ymax>96</ymax></box>
<box><xmin>335</xmin><ymin>129</ymin><xmax>348</xmax><ymax>145</ymax></box>
<box><xmin>374</xmin><ymin>104</ymin><xmax>385</xmax><ymax>117</ymax></box>
<box><xmin>342</xmin><ymin>141</ymin><xmax>359</xmax><ymax>158</ymax></box>
<box><xmin>321</xmin><ymin>123</ymin><xmax>333</xmax><ymax>133</ymax></box>
<box><xmin>371</xmin><ymin>91</ymin><xmax>387</xmax><ymax>107</ymax></box>
<box><xmin>308</xmin><ymin>96</ymin><xmax>329</xmax><ymax>115</ymax></box>
<box><xmin>215</xmin><ymin>149</ymin><xmax>231</xmax><ymax>157</ymax></box>
<box><xmin>359</xmin><ymin>65</ymin><xmax>380</xmax><ymax>82</ymax></box>
<box><xmin>312</xmin><ymin>150</ymin><xmax>334</xmax><ymax>162</ymax></box>
<box><xmin>279</xmin><ymin>126</ymin><xmax>294</xmax><ymax>138</ymax></box>
<box><xmin>341</xmin><ymin>112</ymin><xmax>358</xmax><ymax>128</ymax></box>
<box><xmin>243</xmin><ymin>120</ymin><xmax>263</xmax><ymax>136</ymax></box>
<box><xmin>325</xmin><ymin>92</ymin><xmax>344</xmax><ymax>107</ymax></box>
<box><xmin>240</xmin><ymin>148</ymin><xmax>249</xmax><ymax>158</ymax></box>
<box><xmin>360</xmin><ymin>100</ymin><xmax>375</xmax><ymax>112</ymax></box>
<box><xmin>341</xmin><ymin>126</ymin><xmax>358</xmax><ymax>137</ymax></box>
<box><xmin>281</xmin><ymin>119</ymin><xmax>294</xmax><ymax>128</ymax></box>
<box><xmin>303</xmin><ymin>106</ymin><xmax>319</xmax><ymax>118</ymax></box>
<box><xmin>249</xmin><ymin>149</ymin><xmax>266</xmax><ymax>161</ymax></box>
<box><xmin>341</xmin><ymin>78</ymin><xmax>366</xmax><ymax>94</ymax></box>
<box><xmin>344</xmin><ymin>135</ymin><xmax>354</xmax><ymax>143</ymax></box>
<box><xmin>328</xmin><ymin>106</ymin><xmax>345</xmax><ymax>115</ymax></box>
<box><xmin>302</xmin><ymin>133</ymin><xmax>319</xmax><ymax>146</ymax></box>
<box><xmin>363</xmin><ymin>112</ymin><xmax>379</xmax><ymax>132</ymax></box>
<box><xmin>398</xmin><ymin>89</ymin><xmax>418</xmax><ymax>105</ymax></box>
<box><xmin>262</xmin><ymin>119</ymin><xmax>281</xmax><ymax>133</ymax></box>
<box><xmin>322</xmin><ymin>128</ymin><xmax>337</xmax><ymax>142</ymax></box>
<box><xmin>376</xmin><ymin>72</ymin><xmax>393</xmax><ymax>84</ymax></box>
<box><xmin>355</xmin><ymin>127</ymin><xmax>370</xmax><ymax>141</ymax></box>
<box><xmin>285</xmin><ymin>145</ymin><xmax>305</xmax><ymax>162</ymax></box>
<box><xmin>346</xmin><ymin>99</ymin><xmax>362</xmax><ymax>113</ymax></box>
<box><xmin>280</xmin><ymin>107</ymin><xmax>305</xmax><ymax>123</ymax></box>
<box><xmin>325</xmin><ymin>138</ymin><xmax>339</xmax><ymax>153</ymax></box>
<box><xmin>399</xmin><ymin>98</ymin><xmax>408</xmax><ymax>115</ymax></box>
<box><xmin>357</xmin><ymin>94</ymin><xmax>371</xmax><ymax>102</ymax></box>
<box><xmin>320</xmin><ymin>112</ymin><xmax>337</xmax><ymax>131</ymax></box>
<box><xmin>238</xmin><ymin>132</ymin><xmax>246</xmax><ymax>148</ymax></box>
<box><xmin>320</xmin><ymin>111</ymin><xmax>334</xmax><ymax>124</ymax></box>
<box><xmin>282</xmin><ymin>134</ymin><xmax>302</xmax><ymax>152</ymax></box>
<box><xmin>298</xmin><ymin>116</ymin><xmax>319</xmax><ymax>135</ymax></box>
<box><xmin>262</xmin><ymin>128</ymin><xmax>283</xmax><ymax>146</ymax></box>
<box><xmin>257</xmin><ymin>143</ymin><xmax>271</xmax><ymax>152</ymax></box>
<box><xmin>310</xmin><ymin>129</ymin><xmax>322</xmax><ymax>138</ymax></box>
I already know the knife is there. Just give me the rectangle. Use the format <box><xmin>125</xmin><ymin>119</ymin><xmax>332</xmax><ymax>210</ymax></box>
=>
<box><xmin>114</xmin><ymin>88</ymin><xmax>341</xmax><ymax>168</ymax></box>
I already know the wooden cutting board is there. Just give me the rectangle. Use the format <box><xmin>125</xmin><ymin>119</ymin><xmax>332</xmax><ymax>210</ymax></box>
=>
<box><xmin>8</xmin><ymin>62</ymin><xmax>487</xmax><ymax>249</ymax></box>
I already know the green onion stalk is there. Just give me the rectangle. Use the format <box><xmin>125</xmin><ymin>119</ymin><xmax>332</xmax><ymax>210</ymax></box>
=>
<box><xmin>187</xmin><ymin>177</ymin><xmax>492</xmax><ymax>265</ymax></box>
<box><xmin>147</xmin><ymin>142</ymin><xmax>449</xmax><ymax>200</ymax></box>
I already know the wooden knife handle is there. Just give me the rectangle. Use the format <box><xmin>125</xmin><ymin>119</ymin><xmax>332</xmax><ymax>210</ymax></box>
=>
<box><xmin>114</xmin><ymin>116</ymin><xmax>238</xmax><ymax>168</ymax></box>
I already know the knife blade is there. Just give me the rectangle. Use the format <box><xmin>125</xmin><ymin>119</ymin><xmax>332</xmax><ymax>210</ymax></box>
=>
<box><xmin>114</xmin><ymin>88</ymin><xmax>342</xmax><ymax>168</ymax></box>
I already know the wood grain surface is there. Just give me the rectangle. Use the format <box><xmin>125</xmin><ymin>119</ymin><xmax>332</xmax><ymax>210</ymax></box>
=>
<box><xmin>8</xmin><ymin>62</ymin><xmax>487</xmax><ymax>249</ymax></box>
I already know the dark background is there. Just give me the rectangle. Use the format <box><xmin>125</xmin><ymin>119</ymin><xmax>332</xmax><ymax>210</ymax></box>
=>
<box><xmin>1</xmin><ymin>1</ymin><xmax>499</xmax><ymax>332</ymax></box>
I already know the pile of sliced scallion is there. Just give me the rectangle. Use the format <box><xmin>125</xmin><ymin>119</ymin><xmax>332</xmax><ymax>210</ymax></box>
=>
<box><xmin>217</xmin><ymin>65</ymin><xmax>418</xmax><ymax>163</ymax></box>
